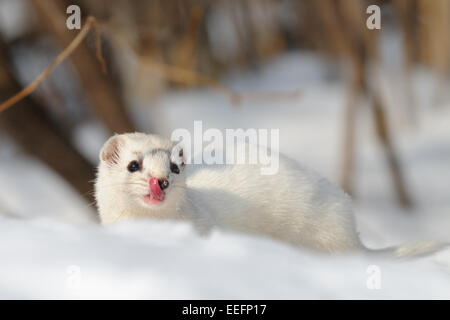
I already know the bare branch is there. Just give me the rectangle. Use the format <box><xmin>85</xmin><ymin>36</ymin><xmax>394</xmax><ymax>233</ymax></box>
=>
<box><xmin>0</xmin><ymin>16</ymin><xmax>105</xmax><ymax>113</ymax></box>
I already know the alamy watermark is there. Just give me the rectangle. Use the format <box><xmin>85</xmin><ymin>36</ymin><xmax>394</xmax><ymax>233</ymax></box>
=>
<box><xmin>66</xmin><ymin>4</ymin><xmax>381</xmax><ymax>31</ymax></box>
<box><xmin>366</xmin><ymin>5</ymin><xmax>381</xmax><ymax>30</ymax></box>
<box><xmin>66</xmin><ymin>5</ymin><xmax>81</xmax><ymax>30</ymax></box>
<box><xmin>366</xmin><ymin>264</ymin><xmax>382</xmax><ymax>290</ymax></box>
<box><xmin>171</xmin><ymin>121</ymin><xmax>279</xmax><ymax>175</ymax></box>
<box><xmin>66</xmin><ymin>265</ymin><xmax>82</xmax><ymax>290</ymax></box>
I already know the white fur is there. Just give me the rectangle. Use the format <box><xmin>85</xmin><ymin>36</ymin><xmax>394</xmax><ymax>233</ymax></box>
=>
<box><xmin>95</xmin><ymin>133</ymin><xmax>445</xmax><ymax>256</ymax></box>
<box><xmin>95</xmin><ymin>132</ymin><xmax>363</xmax><ymax>253</ymax></box>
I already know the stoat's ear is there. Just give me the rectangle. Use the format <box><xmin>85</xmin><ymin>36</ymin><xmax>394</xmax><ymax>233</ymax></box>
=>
<box><xmin>100</xmin><ymin>135</ymin><xmax>122</xmax><ymax>165</ymax></box>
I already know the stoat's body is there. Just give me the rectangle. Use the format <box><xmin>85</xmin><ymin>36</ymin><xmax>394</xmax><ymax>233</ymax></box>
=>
<box><xmin>95</xmin><ymin>133</ymin><xmax>444</xmax><ymax>256</ymax></box>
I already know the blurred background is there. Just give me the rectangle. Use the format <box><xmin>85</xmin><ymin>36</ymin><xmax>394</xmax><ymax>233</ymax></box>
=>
<box><xmin>0</xmin><ymin>0</ymin><xmax>449</xmax><ymax>244</ymax></box>
<box><xmin>1</xmin><ymin>0</ymin><xmax>450</xmax><ymax>299</ymax></box>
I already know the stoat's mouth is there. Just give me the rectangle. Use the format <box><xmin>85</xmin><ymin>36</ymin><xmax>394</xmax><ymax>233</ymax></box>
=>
<box><xmin>143</xmin><ymin>193</ymin><xmax>165</xmax><ymax>205</ymax></box>
<box><xmin>143</xmin><ymin>177</ymin><xmax>166</xmax><ymax>205</ymax></box>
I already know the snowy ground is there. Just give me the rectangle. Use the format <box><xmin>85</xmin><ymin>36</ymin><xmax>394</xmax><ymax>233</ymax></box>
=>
<box><xmin>1</xmin><ymin>51</ymin><xmax>450</xmax><ymax>299</ymax></box>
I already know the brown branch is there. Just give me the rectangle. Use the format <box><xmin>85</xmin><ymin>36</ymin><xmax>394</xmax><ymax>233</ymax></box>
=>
<box><xmin>0</xmin><ymin>37</ymin><xmax>97</xmax><ymax>208</ymax></box>
<box><xmin>0</xmin><ymin>16</ymin><xmax>104</xmax><ymax>113</ymax></box>
<box><xmin>139</xmin><ymin>56</ymin><xmax>301</xmax><ymax>105</ymax></box>
<box><xmin>372</xmin><ymin>92</ymin><xmax>412</xmax><ymax>208</ymax></box>
<box><xmin>31</xmin><ymin>0</ymin><xmax>134</xmax><ymax>134</ymax></box>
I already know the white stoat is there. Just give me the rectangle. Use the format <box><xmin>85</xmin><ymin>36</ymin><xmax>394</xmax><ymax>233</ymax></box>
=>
<box><xmin>95</xmin><ymin>132</ymin><xmax>446</xmax><ymax>257</ymax></box>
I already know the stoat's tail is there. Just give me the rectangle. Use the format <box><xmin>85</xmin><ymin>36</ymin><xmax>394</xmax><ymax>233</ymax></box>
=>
<box><xmin>367</xmin><ymin>241</ymin><xmax>449</xmax><ymax>259</ymax></box>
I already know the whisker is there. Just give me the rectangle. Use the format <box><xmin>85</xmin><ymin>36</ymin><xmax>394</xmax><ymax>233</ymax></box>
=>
<box><xmin>86</xmin><ymin>201</ymin><xmax>98</xmax><ymax>208</ymax></box>
<box><xmin>172</xmin><ymin>185</ymin><xmax>188</xmax><ymax>190</ymax></box>
<box><xmin>96</xmin><ymin>182</ymin><xmax>148</xmax><ymax>190</ymax></box>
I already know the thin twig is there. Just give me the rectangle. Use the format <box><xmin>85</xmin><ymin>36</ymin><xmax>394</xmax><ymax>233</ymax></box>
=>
<box><xmin>103</xmin><ymin>22</ymin><xmax>301</xmax><ymax>105</ymax></box>
<box><xmin>0</xmin><ymin>16</ymin><xmax>105</xmax><ymax>113</ymax></box>
<box><xmin>140</xmin><ymin>56</ymin><xmax>302</xmax><ymax>105</ymax></box>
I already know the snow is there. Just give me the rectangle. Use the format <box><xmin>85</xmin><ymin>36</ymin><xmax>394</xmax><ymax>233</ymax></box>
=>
<box><xmin>1</xmin><ymin>50</ymin><xmax>450</xmax><ymax>299</ymax></box>
<box><xmin>1</xmin><ymin>217</ymin><xmax>450</xmax><ymax>299</ymax></box>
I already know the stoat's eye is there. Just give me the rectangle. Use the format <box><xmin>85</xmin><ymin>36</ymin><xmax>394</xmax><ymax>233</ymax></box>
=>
<box><xmin>127</xmin><ymin>160</ymin><xmax>140</xmax><ymax>173</ymax></box>
<box><xmin>170</xmin><ymin>162</ymin><xmax>180</xmax><ymax>174</ymax></box>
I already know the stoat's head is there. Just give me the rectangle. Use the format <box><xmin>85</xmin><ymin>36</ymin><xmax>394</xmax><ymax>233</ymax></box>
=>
<box><xmin>95</xmin><ymin>132</ymin><xmax>186</xmax><ymax>224</ymax></box>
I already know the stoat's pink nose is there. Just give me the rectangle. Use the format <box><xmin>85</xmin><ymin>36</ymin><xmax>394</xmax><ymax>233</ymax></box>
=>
<box><xmin>149</xmin><ymin>177</ymin><xmax>163</xmax><ymax>198</ymax></box>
